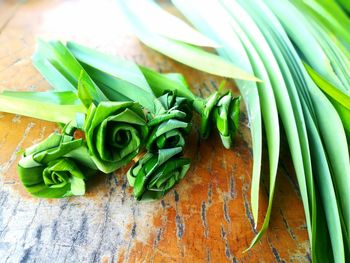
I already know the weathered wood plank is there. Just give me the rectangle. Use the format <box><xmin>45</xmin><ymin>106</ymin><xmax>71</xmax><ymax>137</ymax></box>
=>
<box><xmin>0</xmin><ymin>0</ymin><xmax>310</xmax><ymax>262</ymax></box>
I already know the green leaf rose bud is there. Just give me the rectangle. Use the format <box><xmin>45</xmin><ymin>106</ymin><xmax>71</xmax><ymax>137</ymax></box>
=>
<box><xmin>146</xmin><ymin>92</ymin><xmax>192</xmax><ymax>151</ymax></box>
<box><xmin>84</xmin><ymin>101</ymin><xmax>148</xmax><ymax>173</ymax></box>
<box><xmin>17</xmin><ymin>130</ymin><xmax>97</xmax><ymax>198</ymax></box>
<box><xmin>214</xmin><ymin>93</ymin><xmax>240</xmax><ymax>149</ymax></box>
<box><xmin>194</xmin><ymin>89</ymin><xmax>241</xmax><ymax>149</ymax></box>
<box><xmin>127</xmin><ymin>147</ymin><xmax>190</xmax><ymax>200</ymax></box>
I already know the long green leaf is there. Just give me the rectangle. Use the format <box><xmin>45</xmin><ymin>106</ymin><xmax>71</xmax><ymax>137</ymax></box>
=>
<box><xmin>33</xmin><ymin>40</ymin><xmax>108</xmax><ymax>103</ymax></box>
<box><xmin>224</xmin><ymin>0</ymin><xmax>314</xmax><ymax>249</ymax></box>
<box><xmin>293</xmin><ymin>0</ymin><xmax>350</xmax><ymax>94</ymax></box>
<box><xmin>267</xmin><ymin>0</ymin><xmax>349</xmax><ymax>94</ymax></box>
<box><xmin>239</xmin><ymin>0</ymin><xmax>316</xmax><ymax>250</ymax></box>
<box><xmin>171</xmin><ymin>0</ymin><xmax>263</xmax><ymax>225</ymax></box>
<box><xmin>306</xmin><ymin>64</ymin><xmax>350</xmax><ymax>249</ymax></box>
<box><xmin>336</xmin><ymin>0</ymin><xmax>350</xmax><ymax>13</ymax></box>
<box><xmin>67</xmin><ymin>41</ymin><xmax>195</xmax><ymax>101</ymax></box>
<box><xmin>303</xmin><ymin>99</ymin><xmax>345</xmax><ymax>263</ymax></box>
<box><xmin>66</xmin><ymin>41</ymin><xmax>157</xmax><ymax>112</ymax></box>
<box><xmin>115</xmin><ymin>0</ymin><xmax>261</xmax><ymax>82</ymax></box>
<box><xmin>306</xmin><ymin>63</ymin><xmax>350</xmax><ymax>144</ymax></box>
<box><xmin>1</xmin><ymin>90</ymin><xmax>81</xmax><ymax>105</ymax></box>
<box><xmin>305</xmin><ymin>63</ymin><xmax>350</xmax><ymax>111</ymax></box>
<box><xmin>0</xmin><ymin>94</ymin><xmax>85</xmax><ymax>124</ymax></box>
<box><xmin>140</xmin><ymin>66</ymin><xmax>196</xmax><ymax>100</ymax></box>
<box><xmin>216</xmin><ymin>0</ymin><xmax>280</xmax><ymax>235</ymax></box>
<box><xmin>121</xmin><ymin>0</ymin><xmax>219</xmax><ymax>47</ymax></box>
<box><xmin>264</xmin><ymin>1</ymin><xmax>348</xmax><ymax>261</ymax></box>
<box><xmin>303</xmin><ymin>0</ymin><xmax>350</xmax><ymax>48</ymax></box>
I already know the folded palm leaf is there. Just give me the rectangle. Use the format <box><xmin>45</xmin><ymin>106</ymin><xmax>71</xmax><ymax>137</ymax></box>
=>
<box><xmin>146</xmin><ymin>92</ymin><xmax>192</xmax><ymax>151</ymax></box>
<box><xmin>84</xmin><ymin>101</ymin><xmax>148</xmax><ymax>173</ymax></box>
<box><xmin>18</xmin><ymin>127</ymin><xmax>97</xmax><ymax>198</ymax></box>
<box><xmin>127</xmin><ymin>147</ymin><xmax>190</xmax><ymax>200</ymax></box>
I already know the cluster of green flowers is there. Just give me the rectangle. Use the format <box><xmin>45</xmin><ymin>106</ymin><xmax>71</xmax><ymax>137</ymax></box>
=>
<box><xmin>17</xmin><ymin>92</ymin><xmax>193</xmax><ymax>200</ymax></box>
<box><xmin>0</xmin><ymin>40</ymin><xmax>240</xmax><ymax>200</ymax></box>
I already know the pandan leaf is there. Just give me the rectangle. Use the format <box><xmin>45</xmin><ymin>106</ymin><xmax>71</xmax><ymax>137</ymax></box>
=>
<box><xmin>67</xmin><ymin>42</ymin><xmax>241</xmax><ymax>148</ymax></box>
<box><xmin>18</xmin><ymin>131</ymin><xmax>97</xmax><ymax>198</ymax></box>
<box><xmin>267</xmin><ymin>0</ymin><xmax>349</xmax><ymax>93</ymax></box>
<box><xmin>83</xmin><ymin>101</ymin><xmax>148</xmax><ymax>173</ymax></box>
<box><xmin>172</xmin><ymin>0</ymin><xmax>265</xmax><ymax>229</ymax></box>
<box><xmin>146</xmin><ymin>91</ymin><xmax>192</xmax><ymax>151</ymax></box>
<box><xmin>236</xmin><ymin>0</ymin><xmax>314</xmax><ymax>249</ymax></box>
<box><xmin>264</xmin><ymin>1</ymin><xmax>348</xmax><ymax>261</ymax></box>
<box><xmin>1</xmin><ymin>90</ymin><xmax>81</xmax><ymax>105</ymax></box>
<box><xmin>115</xmin><ymin>0</ymin><xmax>262</xmax><ymax>214</ymax></box>
<box><xmin>127</xmin><ymin>147</ymin><xmax>189</xmax><ymax>200</ymax></box>
<box><xmin>336</xmin><ymin>0</ymin><xmax>350</xmax><ymax>14</ymax></box>
<box><xmin>119</xmin><ymin>0</ymin><xmax>219</xmax><ymax>47</ymax></box>
<box><xmin>67</xmin><ymin>41</ymin><xmax>157</xmax><ymax>112</ymax></box>
<box><xmin>306</xmin><ymin>63</ymin><xmax>350</xmax><ymax>248</ymax></box>
<box><xmin>33</xmin><ymin>39</ymin><xmax>108</xmax><ymax>102</ymax></box>
<box><xmin>0</xmin><ymin>93</ymin><xmax>86</xmax><ymax>124</ymax></box>
<box><xmin>115</xmin><ymin>0</ymin><xmax>261</xmax><ymax>82</ymax></box>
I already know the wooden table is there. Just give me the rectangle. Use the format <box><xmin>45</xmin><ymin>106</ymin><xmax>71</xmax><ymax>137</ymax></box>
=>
<box><xmin>0</xmin><ymin>0</ymin><xmax>310</xmax><ymax>262</ymax></box>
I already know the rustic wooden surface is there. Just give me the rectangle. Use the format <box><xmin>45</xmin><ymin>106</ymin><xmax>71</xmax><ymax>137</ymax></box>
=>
<box><xmin>0</xmin><ymin>0</ymin><xmax>310</xmax><ymax>262</ymax></box>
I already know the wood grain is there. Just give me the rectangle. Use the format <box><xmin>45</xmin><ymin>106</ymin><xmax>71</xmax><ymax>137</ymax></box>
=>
<box><xmin>0</xmin><ymin>0</ymin><xmax>310</xmax><ymax>262</ymax></box>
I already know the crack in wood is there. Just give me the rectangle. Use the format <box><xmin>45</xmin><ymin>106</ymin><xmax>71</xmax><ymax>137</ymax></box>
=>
<box><xmin>267</xmin><ymin>237</ymin><xmax>286</xmax><ymax>263</ymax></box>
<box><xmin>229</xmin><ymin>166</ymin><xmax>237</xmax><ymax>199</ymax></box>
<box><xmin>201</xmin><ymin>201</ymin><xmax>209</xmax><ymax>238</ymax></box>
<box><xmin>280</xmin><ymin>162</ymin><xmax>301</xmax><ymax>198</ymax></box>
<box><xmin>279</xmin><ymin>208</ymin><xmax>296</xmax><ymax>241</ymax></box>
<box><xmin>220</xmin><ymin>225</ymin><xmax>238</xmax><ymax>263</ymax></box>
<box><xmin>242</xmin><ymin>185</ymin><xmax>257</xmax><ymax>234</ymax></box>
<box><xmin>173</xmin><ymin>190</ymin><xmax>184</xmax><ymax>240</ymax></box>
<box><xmin>223</xmin><ymin>197</ymin><xmax>231</xmax><ymax>224</ymax></box>
<box><xmin>19</xmin><ymin>245</ymin><xmax>33</xmax><ymax>263</ymax></box>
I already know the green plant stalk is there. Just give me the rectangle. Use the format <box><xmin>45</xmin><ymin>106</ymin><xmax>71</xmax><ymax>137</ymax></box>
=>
<box><xmin>266</xmin><ymin>0</ymin><xmax>346</xmax><ymax>92</ymax></box>
<box><xmin>305</xmin><ymin>63</ymin><xmax>350</xmax><ymax>141</ymax></box>
<box><xmin>224</xmin><ymin>0</ymin><xmax>314</xmax><ymax>249</ymax></box>
<box><xmin>115</xmin><ymin>0</ymin><xmax>261</xmax><ymax>82</ymax></box>
<box><xmin>0</xmin><ymin>93</ymin><xmax>85</xmax><ymax>125</ymax></box>
<box><xmin>118</xmin><ymin>0</ymin><xmax>219</xmax><ymax>47</ymax></box>
<box><xmin>261</xmin><ymin>1</ymin><xmax>348</xmax><ymax>261</ymax></box>
<box><xmin>171</xmin><ymin>0</ymin><xmax>265</xmax><ymax>229</ymax></box>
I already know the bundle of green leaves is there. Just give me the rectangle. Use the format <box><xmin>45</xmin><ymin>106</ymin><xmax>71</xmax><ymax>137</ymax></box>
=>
<box><xmin>0</xmin><ymin>39</ymin><xmax>244</xmax><ymax>201</ymax></box>
<box><xmin>116</xmin><ymin>0</ymin><xmax>350</xmax><ymax>261</ymax></box>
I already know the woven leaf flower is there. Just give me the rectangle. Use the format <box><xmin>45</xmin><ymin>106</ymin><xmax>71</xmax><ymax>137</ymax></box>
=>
<box><xmin>84</xmin><ymin>101</ymin><xmax>148</xmax><ymax>173</ymax></box>
<box><xmin>17</xmin><ymin>128</ymin><xmax>97</xmax><ymax>198</ymax></box>
<box><xmin>146</xmin><ymin>92</ymin><xmax>192</xmax><ymax>151</ymax></box>
<box><xmin>127</xmin><ymin>147</ymin><xmax>190</xmax><ymax>200</ymax></box>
